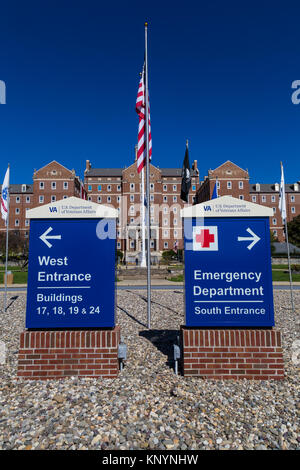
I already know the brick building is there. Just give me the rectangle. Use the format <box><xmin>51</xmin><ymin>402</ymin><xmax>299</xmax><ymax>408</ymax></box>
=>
<box><xmin>84</xmin><ymin>158</ymin><xmax>200</xmax><ymax>263</ymax></box>
<box><xmin>196</xmin><ymin>161</ymin><xmax>300</xmax><ymax>241</ymax></box>
<box><xmin>1</xmin><ymin>158</ymin><xmax>299</xmax><ymax>256</ymax></box>
<box><xmin>0</xmin><ymin>161</ymin><xmax>85</xmax><ymax>239</ymax></box>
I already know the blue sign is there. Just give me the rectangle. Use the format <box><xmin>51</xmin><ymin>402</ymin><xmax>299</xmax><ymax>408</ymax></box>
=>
<box><xmin>26</xmin><ymin>218</ymin><xmax>116</xmax><ymax>328</ymax></box>
<box><xmin>184</xmin><ymin>217</ymin><xmax>274</xmax><ymax>327</ymax></box>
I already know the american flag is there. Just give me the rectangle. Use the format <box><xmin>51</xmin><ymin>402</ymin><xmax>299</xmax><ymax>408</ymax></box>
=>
<box><xmin>136</xmin><ymin>66</ymin><xmax>152</xmax><ymax>174</ymax></box>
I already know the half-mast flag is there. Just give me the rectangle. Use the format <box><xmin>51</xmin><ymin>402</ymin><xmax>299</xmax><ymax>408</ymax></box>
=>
<box><xmin>1</xmin><ymin>167</ymin><xmax>9</xmax><ymax>221</ymax></box>
<box><xmin>278</xmin><ymin>162</ymin><xmax>286</xmax><ymax>223</ymax></box>
<box><xmin>180</xmin><ymin>141</ymin><xmax>191</xmax><ymax>202</ymax></box>
<box><xmin>136</xmin><ymin>65</ymin><xmax>152</xmax><ymax>174</ymax></box>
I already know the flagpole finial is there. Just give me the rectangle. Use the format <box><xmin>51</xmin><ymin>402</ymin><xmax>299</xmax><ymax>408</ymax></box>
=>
<box><xmin>186</xmin><ymin>139</ymin><xmax>189</xmax><ymax>148</ymax></box>
<box><xmin>145</xmin><ymin>22</ymin><xmax>148</xmax><ymax>28</ymax></box>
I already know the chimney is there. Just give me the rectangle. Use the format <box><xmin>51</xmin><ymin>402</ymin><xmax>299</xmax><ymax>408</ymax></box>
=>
<box><xmin>274</xmin><ymin>182</ymin><xmax>279</xmax><ymax>192</ymax></box>
<box><xmin>85</xmin><ymin>160</ymin><xmax>91</xmax><ymax>172</ymax></box>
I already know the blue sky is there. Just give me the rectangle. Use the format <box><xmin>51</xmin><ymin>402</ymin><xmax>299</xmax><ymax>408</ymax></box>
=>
<box><xmin>1</xmin><ymin>0</ymin><xmax>300</xmax><ymax>185</ymax></box>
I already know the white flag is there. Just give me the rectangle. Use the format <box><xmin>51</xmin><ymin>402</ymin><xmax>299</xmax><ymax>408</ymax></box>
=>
<box><xmin>1</xmin><ymin>167</ymin><xmax>9</xmax><ymax>221</ymax></box>
<box><xmin>278</xmin><ymin>162</ymin><xmax>286</xmax><ymax>223</ymax></box>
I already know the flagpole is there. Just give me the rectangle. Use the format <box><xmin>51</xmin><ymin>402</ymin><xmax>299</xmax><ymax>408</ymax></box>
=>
<box><xmin>144</xmin><ymin>22</ymin><xmax>151</xmax><ymax>329</ymax></box>
<box><xmin>3</xmin><ymin>164</ymin><xmax>10</xmax><ymax>312</ymax></box>
<box><xmin>284</xmin><ymin>216</ymin><xmax>294</xmax><ymax>313</ymax></box>
<box><xmin>280</xmin><ymin>161</ymin><xmax>294</xmax><ymax>313</ymax></box>
<box><xmin>140</xmin><ymin>167</ymin><xmax>146</xmax><ymax>267</ymax></box>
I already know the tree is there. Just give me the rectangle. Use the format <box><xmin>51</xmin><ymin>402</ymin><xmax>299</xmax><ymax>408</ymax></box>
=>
<box><xmin>287</xmin><ymin>215</ymin><xmax>300</xmax><ymax>248</ymax></box>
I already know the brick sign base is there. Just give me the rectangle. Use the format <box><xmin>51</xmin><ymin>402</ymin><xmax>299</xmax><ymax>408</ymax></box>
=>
<box><xmin>181</xmin><ymin>327</ymin><xmax>284</xmax><ymax>380</ymax></box>
<box><xmin>17</xmin><ymin>327</ymin><xmax>120</xmax><ymax>380</ymax></box>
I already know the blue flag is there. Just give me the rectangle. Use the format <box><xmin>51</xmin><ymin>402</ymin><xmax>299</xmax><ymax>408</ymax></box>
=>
<box><xmin>212</xmin><ymin>180</ymin><xmax>218</xmax><ymax>199</ymax></box>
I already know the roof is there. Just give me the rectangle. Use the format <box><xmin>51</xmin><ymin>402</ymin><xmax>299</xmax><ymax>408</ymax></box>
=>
<box><xmin>249</xmin><ymin>183</ymin><xmax>300</xmax><ymax>193</ymax></box>
<box><xmin>161</xmin><ymin>168</ymin><xmax>198</xmax><ymax>177</ymax></box>
<box><xmin>181</xmin><ymin>195</ymin><xmax>273</xmax><ymax>218</ymax></box>
<box><xmin>26</xmin><ymin>196</ymin><xmax>118</xmax><ymax>219</ymax></box>
<box><xmin>85</xmin><ymin>168</ymin><xmax>123</xmax><ymax>177</ymax></box>
<box><xmin>0</xmin><ymin>184</ymin><xmax>33</xmax><ymax>194</ymax></box>
<box><xmin>85</xmin><ymin>167</ymin><xmax>198</xmax><ymax>178</ymax></box>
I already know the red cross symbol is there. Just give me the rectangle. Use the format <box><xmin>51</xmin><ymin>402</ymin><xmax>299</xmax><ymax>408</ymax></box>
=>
<box><xmin>196</xmin><ymin>229</ymin><xmax>215</xmax><ymax>248</ymax></box>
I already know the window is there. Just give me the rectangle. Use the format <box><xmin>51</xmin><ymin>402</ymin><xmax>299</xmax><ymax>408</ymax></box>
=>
<box><xmin>239</xmin><ymin>195</ymin><xmax>244</xmax><ymax>200</ymax></box>
<box><xmin>98</xmin><ymin>185</ymin><xmax>102</xmax><ymax>192</ymax></box>
<box><xmin>63</xmin><ymin>195</ymin><xmax>68</xmax><ymax>199</ymax></box>
<box><xmin>107</xmin><ymin>185</ymin><xmax>111</xmax><ymax>192</ymax></box>
<box><xmin>88</xmin><ymin>185</ymin><xmax>92</xmax><ymax>192</ymax></box>
<box><xmin>272</xmin><ymin>218</ymin><xmax>277</xmax><ymax>225</ymax></box>
<box><xmin>262</xmin><ymin>196</ymin><xmax>266</xmax><ymax>202</ymax></box>
<box><xmin>88</xmin><ymin>196</ymin><xmax>92</xmax><ymax>201</ymax></box>
<box><xmin>22</xmin><ymin>184</ymin><xmax>26</xmax><ymax>192</ymax></box>
<box><xmin>130</xmin><ymin>183</ymin><xmax>135</xmax><ymax>191</ymax></box>
<box><xmin>117</xmin><ymin>196</ymin><xmax>121</xmax><ymax>202</ymax></box>
<box><xmin>150</xmin><ymin>183</ymin><xmax>154</xmax><ymax>191</ymax></box>
<box><xmin>164</xmin><ymin>230</ymin><xmax>169</xmax><ymax>237</ymax></box>
<box><xmin>163</xmin><ymin>185</ymin><xmax>167</xmax><ymax>191</ymax></box>
<box><xmin>51</xmin><ymin>182</ymin><xmax>56</xmax><ymax>190</ymax></box>
<box><xmin>239</xmin><ymin>181</ymin><xmax>243</xmax><ymax>189</ymax></box>
<box><xmin>173</xmin><ymin>196</ymin><xmax>177</xmax><ymax>202</ymax></box>
<box><xmin>164</xmin><ymin>218</ymin><xmax>168</xmax><ymax>226</ymax></box>
<box><xmin>39</xmin><ymin>182</ymin><xmax>44</xmax><ymax>189</ymax></box>
<box><xmin>150</xmin><ymin>240</ymin><xmax>155</xmax><ymax>248</ymax></box>
<box><xmin>39</xmin><ymin>196</ymin><xmax>44</xmax><ymax>204</ymax></box>
<box><xmin>173</xmin><ymin>185</ymin><xmax>177</xmax><ymax>191</ymax></box>
<box><xmin>164</xmin><ymin>242</ymin><xmax>168</xmax><ymax>249</ymax></box>
<box><xmin>130</xmin><ymin>205</ymin><xmax>135</xmax><ymax>214</ymax></box>
<box><xmin>173</xmin><ymin>207</ymin><xmax>177</xmax><ymax>214</ymax></box>
<box><xmin>227</xmin><ymin>181</ymin><xmax>232</xmax><ymax>189</ymax></box>
<box><xmin>150</xmin><ymin>206</ymin><xmax>154</xmax><ymax>214</ymax></box>
<box><xmin>252</xmin><ymin>196</ymin><xmax>256</xmax><ymax>202</ymax></box>
<box><xmin>98</xmin><ymin>196</ymin><xmax>102</xmax><ymax>203</ymax></box>
<box><xmin>130</xmin><ymin>241</ymin><xmax>135</xmax><ymax>249</ymax></box>
<box><xmin>130</xmin><ymin>195</ymin><xmax>134</xmax><ymax>202</ymax></box>
<box><xmin>271</xmin><ymin>195</ymin><xmax>276</xmax><ymax>202</ymax></box>
<box><xmin>217</xmin><ymin>181</ymin><xmax>220</xmax><ymax>189</ymax></box>
<box><xmin>15</xmin><ymin>208</ymin><xmax>20</xmax><ymax>214</ymax></box>
<box><xmin>291</xmin><ymin>207</ymin><xmax>296</xmax><ymax>214</ymax></box>
<box><xmin>117</xmin><ymin>242</ymin><xmax>121</xmax><ymax>249</ymax></box>
<box><xmin>107</xmin><ymin>196</ymin><xmax>111</xmax><ymax>203</ymax></box>
<box><xmin>192</xmin><ymin>185</ymin><xmax>196</xmax><ymax>191</ymax></box>
<box><xmin>163</xmin><ymin>196</ymin><xmax>167</xmax><ymax>202</ymax></box>
<box><xmin>150</xmin><ymin>195</ymin><xmax>154</xmax><ymax>201</ymax></box>
<box><xmin>174</xmin><ymin>230</ymin><xmax>178</xmax><ymax>237</ymax></box>
<box><xmin>26</xmin><ymin>196</ymin><xmax>30</xmax><ymax>203</ymax></box>
<box><xmin>273</xmin><ymin>230</ymin><xmax>277</xmax><ymax>237</ymax></box>
<box><xmin>291</xmin><ymin>195</ymin><xmax>295</xmax><ymax>202</ymax></box>
<box><xmin>16</xmin><ymin>196</ymin><xmax>20</xmax><ymax>203</ymax></box>
<box><xmin>51</xmin><ymin>195</ymin><xmax>56</xmax><ymax>202</ymax></box>
<box><xmin>117</xmin><ymin>185</ymin><xmax>121</xmax><ymax>191</ymax></box>
<box><xmin>163</xmin><ymin>207</ymin><xmax>168</xmax><ymax>214</ymax></box>
<box><xmin>63</xmin><ymin>182</ymin><xmax>68</xmax><ymax>190</ymax></box>
<box><xmin>25</xmin><ymin>220</ymin><xmax>29</xmax><ymax>227</ymax></box>
<box><xmin>174</xmin><ymin>218</ymin><xmax>178</xmax><ymax>226</ymax></box>
<box><xmin>15</xmin><ymin>219</ymin><xmax>19</xmax><ymax>227</ymax></box>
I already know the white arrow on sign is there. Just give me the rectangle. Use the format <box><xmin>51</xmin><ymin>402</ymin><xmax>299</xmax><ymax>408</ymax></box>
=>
<box><xmin>39</xmin><ymin>226</ymin><xmax>62</xmax><ymax>248</ymax></box>
<box><xmin>237</xmin><ymin>227</ymin><xmax>260</xmax><ymax>250</ymax></box>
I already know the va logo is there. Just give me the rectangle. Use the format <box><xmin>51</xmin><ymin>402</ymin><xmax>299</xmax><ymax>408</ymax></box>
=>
<box><xmin>49</xmin><ymin>207</ymin><xmax>58</xmax><ymax>213</ymax></box>
<box><xmin>204</xmin><ymin>206</ymin><xmax>212</xmax><ymax>211</ymax></box>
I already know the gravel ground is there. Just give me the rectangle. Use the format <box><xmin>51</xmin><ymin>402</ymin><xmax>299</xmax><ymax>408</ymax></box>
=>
<box><xmin>0</xmin><ymin>289</ymin><xmax>299</xmax><ymax>450</ymax></box>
